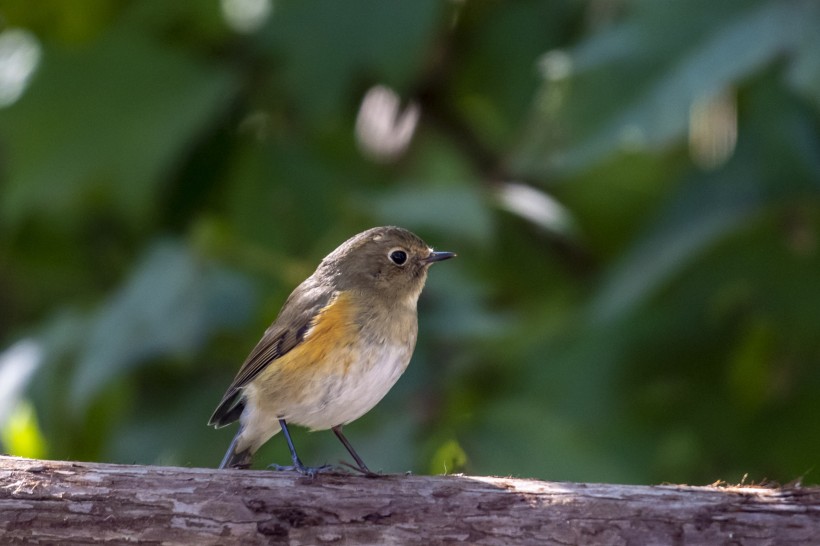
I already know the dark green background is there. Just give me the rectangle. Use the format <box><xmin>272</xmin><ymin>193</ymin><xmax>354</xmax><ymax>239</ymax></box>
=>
<box><xmin>1</xmin><ymin>0</ymin><xmax>819</xmax><ymax>485</ymax></box>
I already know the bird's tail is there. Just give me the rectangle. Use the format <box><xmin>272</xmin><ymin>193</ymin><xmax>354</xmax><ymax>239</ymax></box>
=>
<box><xmin>219</xmin><ymin>428</ymin><xmax>253</xmax><ymax>469</ymax></box>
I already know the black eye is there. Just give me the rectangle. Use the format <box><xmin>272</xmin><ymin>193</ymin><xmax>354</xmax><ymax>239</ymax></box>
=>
<box><xmin>389</xmin><ymin>249</ymin><xmax>407</xmax><ymax>265</ymax></box>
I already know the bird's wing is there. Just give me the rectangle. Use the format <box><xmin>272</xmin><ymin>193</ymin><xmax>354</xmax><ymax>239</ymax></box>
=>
<box><xmin>208</xmin><ymin>280</ymin><xmax>335</xmax><ymax>427</ymax></box>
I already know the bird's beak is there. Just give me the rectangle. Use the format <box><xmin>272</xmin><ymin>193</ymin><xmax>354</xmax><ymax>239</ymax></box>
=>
<box><xmin>423</xmin><ymin>251</ymin><xmax>456</xmax><ymax>264</ymax></box>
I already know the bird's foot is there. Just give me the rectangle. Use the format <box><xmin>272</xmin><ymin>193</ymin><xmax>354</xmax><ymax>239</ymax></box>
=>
<box><xmin>267</xmin><ymin>462</ymin><xmax>336</xmax><ymax>478</ymax></box>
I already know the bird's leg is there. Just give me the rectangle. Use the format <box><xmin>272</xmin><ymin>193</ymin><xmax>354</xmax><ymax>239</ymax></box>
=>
<box><xmin>219</xmin><ymin>428</ymin><xmax>252</xmax><ymax>469</ymax></box>
<box><xmin>268</xmin><ymin>419</ymin><xmax>334</xmax><ymax>477</ymax></box>
<box><xmin>332</xmin><ymin>425</ymin><xmax>379</xmax><ymax>477</ymax></box>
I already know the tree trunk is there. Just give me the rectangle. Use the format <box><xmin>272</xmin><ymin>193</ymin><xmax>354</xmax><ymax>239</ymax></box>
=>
<box><xmin>0</xmin><ymin>456</ymin><xmax>817</xmax><ymax>545</ymax></box>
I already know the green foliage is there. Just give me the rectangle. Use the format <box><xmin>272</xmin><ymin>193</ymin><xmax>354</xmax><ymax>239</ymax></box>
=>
<box><xmin>1</xmin><ymin>0</ymin><xmax>818</xmax><ymax>484</ymax></box>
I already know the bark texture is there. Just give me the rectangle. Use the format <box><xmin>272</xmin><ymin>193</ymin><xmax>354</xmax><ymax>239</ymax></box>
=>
<box><xmin>0</xmin><ymin>456</ymin><xmax>817</xmax><ymax>545</ymax></box>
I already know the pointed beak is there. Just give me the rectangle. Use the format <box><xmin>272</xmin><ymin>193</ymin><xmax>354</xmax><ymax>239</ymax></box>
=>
<box><xmin>423</xmin><ymin>250</ymin><xmax>456</xmax><ymax>264</ymax></box>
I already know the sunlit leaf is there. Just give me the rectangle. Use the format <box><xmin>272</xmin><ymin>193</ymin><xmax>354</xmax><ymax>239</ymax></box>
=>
<box><xmin>1</xmin><ymin>400</ymin><xmax>47</xmax><ymax>459</ymax></box>
<box><xmin>429</xmin><ymin>438</ymin><xmax>468</xmax><ymax>475</ymax></box>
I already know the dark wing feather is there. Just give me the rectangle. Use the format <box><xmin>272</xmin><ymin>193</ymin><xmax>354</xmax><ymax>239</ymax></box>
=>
<box><xmin>208</xmin><ymin>280</ymin><xmax>334</xmax><ymax>427</ymax></box>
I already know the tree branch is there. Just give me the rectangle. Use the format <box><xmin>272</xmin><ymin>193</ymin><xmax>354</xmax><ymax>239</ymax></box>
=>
<box><xmin>0</xmin><ymin>456</ymin><xmax>817</xmax><ymax>545</ymax></box>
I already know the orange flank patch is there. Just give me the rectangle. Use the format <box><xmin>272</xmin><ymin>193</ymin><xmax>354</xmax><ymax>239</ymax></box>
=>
<box><xmin>279</xmin><ymin>291</ymin><xmax>359</xmax><ymax>376</ymax></box>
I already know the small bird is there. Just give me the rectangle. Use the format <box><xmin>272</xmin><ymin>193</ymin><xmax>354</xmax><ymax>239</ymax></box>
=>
<box><xmin>209</xmin><ymin>226</ymin><xmax>455</xmax><ymax>475</ymax></box>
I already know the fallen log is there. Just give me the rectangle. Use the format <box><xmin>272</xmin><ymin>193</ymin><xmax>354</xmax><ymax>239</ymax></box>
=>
<box><xmin>0</xmin><ymin>456</ymin><xmax>817</xmax><ymax>545</ymax></box>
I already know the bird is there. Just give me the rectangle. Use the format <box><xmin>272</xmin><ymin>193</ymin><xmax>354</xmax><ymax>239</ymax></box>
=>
<box><xmin>209</xmin><ymin>226</ymin><xmax>455</xmax><ymax>475</ymax></box>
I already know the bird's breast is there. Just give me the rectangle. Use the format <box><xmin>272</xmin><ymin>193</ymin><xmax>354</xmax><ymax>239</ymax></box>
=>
<box><xmin>251</xmin><ymin>290</ymin><xmax>419</xmax><ymax>430</ymax></box>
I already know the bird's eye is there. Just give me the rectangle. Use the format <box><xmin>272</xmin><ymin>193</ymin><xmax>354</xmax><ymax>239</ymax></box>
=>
<box><xmin>388</xmin><ymin>249</ymin><xmax>407</xmax><ymax>265</ymax></box>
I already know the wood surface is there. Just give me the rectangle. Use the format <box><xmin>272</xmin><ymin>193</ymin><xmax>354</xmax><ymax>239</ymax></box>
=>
<box><xmin>0</xmin><ymin>456</ymin><xmax>817</xmax><ymax>545</ymax></box>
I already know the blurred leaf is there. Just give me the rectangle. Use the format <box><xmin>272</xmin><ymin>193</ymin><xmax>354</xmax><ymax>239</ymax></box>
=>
<box><xmin>468</xmin><ymin>398</ymin><xmax>643</xmax><ymax>483</ymax></box>
<box><xmin>0</xmin><ymin>0</ymin><xmax>123</xmax><ymax>44</ymax></box>
<box><xmin>25</xmin><ymin>308</ymin><xmax>92</xmax><ymax>457</ymax></box>
<box><xmin>451</xmin><ymin>0</ymin><xmax>576</xmax><ymax>147</ymax></box>
<box><xmin>591</xmin><ymin>63</ymin><xmax>820</xmax><ymax>323</ymax></box>
<box><xmin>372</xmin><ymin>184</ymin><xmax>494</xmax><ymax>246</ymax></box>
<box><xmin>726</xmin><ymin>317</ymin><xmax>775</xmax><ymax>413</ymax></box>
<box><xmin>554</xmin><ymin>150</ymin><xmax>689</xmax><ymax>258</ymax></box>
<box><xmin>1</xmin><ymin>400</ymin><xmax>47</xmax><ymax>459</ymax></box>
<box><xmin>524</xmin><ymin>0</ymin><xmax>820</xmax><ymax>173</ymax></box>
<box><xmin>421</xmin><ymin>265</ymin><xmax>512</xmax><ymax>340</ymax></box>
<box><xmin>1</xmin><ymin>0</ymin><xmax>819</xmax><ymax>486</ymax></box>
<box><xmin>0</xmin><ymin>28</ymin><xmax>236</xmax><ymax>229</ymax></box>
<box><xmin>429</xmin><ymin>438</ymin><xmax>468</xmax><ymax>475</ymax></box>
<box><xmin>0</xmin><ymin>339</ymin><xmax>42</xmax><ymax>425</ymax></box>
<box><xmin>69</xmin><ymin>239</ymin><xmax>255</xmax><ymax>411</ymax></box>
<box><xmin>261</xmin><ymin>0</ymin><xmax>443</xmax><ymax>122</ymax></box>
<box><xmin>108</xmin><ymin>372</ymin><xmax>231</xmax><ymax>466</ymax></box>
<box><xmin>787</xmin><ymin>32</ymin><xmax>820</xmax><ymax>109</ymax></box>
<box><xmin>589</xmin><ymin>167</ymin><xmax>763</xmax><ymax>323</ymax></box>
<box><xmin>652</xmin><ymin>429</ymin><xmax>703</xmax><ymax>484</ymax></box>
<box><xmin>225</xmin><ymin>139</ymin><xmax>363</xmax><ymax>255</ymax></box>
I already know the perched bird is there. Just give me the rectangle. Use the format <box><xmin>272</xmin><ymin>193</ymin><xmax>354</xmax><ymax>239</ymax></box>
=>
<box><xmin>209</xmin><ymin>226</ymin><xmax>455</xmax><ymax>475</ymax></box>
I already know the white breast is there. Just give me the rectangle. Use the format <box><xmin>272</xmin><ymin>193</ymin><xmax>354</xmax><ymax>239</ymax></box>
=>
<box><xmin>293</xmin><ymin>341</ymin><xmax>413</xmax><ymax>430</ymax></box>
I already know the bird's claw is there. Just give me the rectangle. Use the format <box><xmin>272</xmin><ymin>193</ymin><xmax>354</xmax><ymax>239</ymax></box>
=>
<box><xmin>339</xmin><ymin>460</ymin><xmax>381</xmax><ymax>478</ymax></box>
